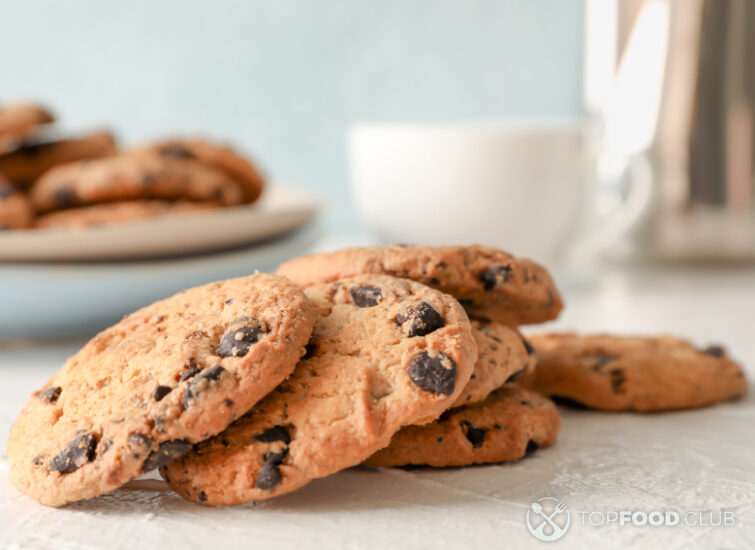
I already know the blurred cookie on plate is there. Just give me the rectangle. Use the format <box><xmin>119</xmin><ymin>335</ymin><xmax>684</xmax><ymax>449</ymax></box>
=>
<box><xmin>143</xmin><ymin>139</ymin><xmax>265</xmax><ymax>204</ymax></box>
<box><xmin>30</xmin><ymin>137</ymin><xmax>266</xmax><ymax>216</ymax></box>
<box><xmin>30</xmin><ymin>148</ymin><xmax>244</xmax><ymax>212</ymax></box>
<box><xmin>0</xmin><ymin>176</ymin><xmax>34</xmax><ymax>230</ymax></box>
<box><xmin>35</xmin><ymin>200</ymin><xmax>219</xmax><ymax>229</ymax></box>
<box><xmin>0</xmin><ymin>102</ymin><xmax>54</xmax><ymax>152</ymax></box>
<box><xmin>0</xmin><ymin>131</ymin><xmax>117</xmax><ymax>186</ymax></box>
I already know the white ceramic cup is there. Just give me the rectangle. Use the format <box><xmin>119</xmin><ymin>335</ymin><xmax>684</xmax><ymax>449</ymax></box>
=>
<box><xmin>348</xmin><ymin>119</ymin><xmax>652</xmax><ymax>266</ymax></box>
<box><xmin>348</xmin><ymin>121</ymin><xmax>651</xmax><ymax>266</ymax></box>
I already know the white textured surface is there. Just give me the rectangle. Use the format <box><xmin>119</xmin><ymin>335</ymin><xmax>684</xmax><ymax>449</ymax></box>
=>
<box><xmin>1</xmin><ymin>263</ymin><xmax>754</xmax><ymax>549</ymax></box>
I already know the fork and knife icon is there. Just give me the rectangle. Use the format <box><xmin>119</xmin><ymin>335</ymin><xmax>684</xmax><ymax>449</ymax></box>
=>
<box><xmin>529</xmin><ymin>499</ymin><xmax>569</xmax><ymax>540</ymax></box>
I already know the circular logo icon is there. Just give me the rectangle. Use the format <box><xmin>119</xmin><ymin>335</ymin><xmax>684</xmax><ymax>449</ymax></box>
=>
<box><xmin>526</xmin><ymin>497</ymin><xmax>570</xmax><ymax>542</ymax></box>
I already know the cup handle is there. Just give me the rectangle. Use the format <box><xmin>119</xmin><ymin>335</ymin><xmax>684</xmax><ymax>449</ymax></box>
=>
<box><xmin>569</xmin><ymin>151</ymin><xmax>653</xmax><ymax>261</ymax></box>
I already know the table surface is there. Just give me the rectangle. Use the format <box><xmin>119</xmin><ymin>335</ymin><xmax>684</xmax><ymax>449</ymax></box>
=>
<box><xmin>1</xmin><ymin>260</ymin><xmax>754</xmax><ymax>550</ymax></box>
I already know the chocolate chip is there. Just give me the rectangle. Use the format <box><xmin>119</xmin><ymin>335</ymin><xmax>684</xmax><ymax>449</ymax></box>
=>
<box><xmin>522</xmin><ymin>338</ymin><xmax>535</xmax><ymax>356</ymax></box>
<box><xmin>255</xmin><ymin>426</ymin><xmax>291</xmax><ymax>445</ymax></box>
<box><xmin>408</xmin><ymin>350</ymin><xmax>457</xmax><ymax>395</ymax></box>
<box><xmin>545</xmin><ymin>287</ymin><xmax>556</xmax><ymax>306</ymax></box>
<box><xmin>224</xmin><ymin>298</ymin><xmax>233</xmax><ymax>305</ymax></box>
<box><xmin>202</xmin><ymin>364</ymin><xmax>226</xmax><ymax>381</ymax></box>
<box><xmin>505</xmin><ymin>366</ymin><xmax>527</xmax><ymax>383</ymax></box>
<box><xmin>142</xmin><ymin>440</ymin><xmax>192</xmax><ymax>472</ymax></box>
<box><xmin>128</xmin><ymin>433</ymin><xmax>153</xmax><ymax>454</ymax></box>
<box><xmin>703</xmin><ymin>345</ymin><xmax>726</xmax><ymax>358</ymax></box>
<box><xmin>142</xmin><ymin>173</ymin><xmax>156</xmax><ymax>187</ymax></box>
<box><xmin>38</xmin><ymin>386</ymin><xmax>61</xmax><ymax>404</ymax></box>
<box><xmin>494</xmin><ymin>423</ymin><xmax>502</xmax><ymax>430</ymax></box>
<box><xmin>49</xmin><ymin>431</ymin><xmax>97</xmax><ymax>473</ymax></box>
<box><xmin>609</xmin><ymin>369</ymin><xmax>625</xmax><ymax>393</ymax></box>
<box><xmin>302</xmin><ymin>343</ymin><xmax>317</xmax><ymax>359</ymax></box>
<box><xmin>182</xmin><ymin>365</ymin><xmax>226</xmax><ymax>408</ymax></box>
<box><xmin>179</xmin><ymin>364</ymin><xmax>201</xmax><ymax>382</ymax></box>
<box><xmin>225</xmin><ymin>399</ymin><xmax>233</xmax><ymax>407</ymax></box>
<box><xmin>525</xmin><ymin>440</ymin><xmax>539</xmax><ymax>455</ymax></box>
<box><xmin>53</xmin><ymin>188</ymin><xmax>74</xmax><ymax>206</ymax></box>
<box><xmin>153</xmin><ymin>385</ymin><xmax>172</xmax><ymax>401</ymax></box>
<box><xmin>198</xmin><ymin>491</ymin><xmax>208</xmax><ymax>502</ymax></box>
<box><xmin>396</xmin><ymin>301</ymin><xmax>445</xmax><ymax>337</ymax></box>
<box><xmin>159</xmin><ymin>145</ymin><xmax>196</xmax><ymax>159</ymax></box>
<box><xmin>480</xmin><ymin>265</ymin><xmax>513</xmax><ymax>290</ymax></box>
<box><xmin>461</xmin><ymin>421</ymin><xmax>487</xmax><ymax>448</ymax></box>
<box><xmin>584</xmin><ymin>353</ymin><xmax>617</xmax><ymax>369</ymax></box>
<box><xmin>256</xmin><ymin>449</ymin><xmax>287</xmax><ymax>491</ymax></box>
<box><xmin>349</xmin><ymin>286</ymin><xmax>382</xmax><ymax>307</ymax></box>
<box><xmin>436</xmin><ymin>437</ymin><xmax>444</xmax><ymax>443</ymax></box>
<box><xmin>217</xmin><ymin>318</ymin><xmax>267</xmax><ymax>357</ymax></box>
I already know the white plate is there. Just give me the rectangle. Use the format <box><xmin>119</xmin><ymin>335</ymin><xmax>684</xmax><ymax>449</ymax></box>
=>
<box><xmin>0</xmin><ymin>184</ymin><xmax>321</xmax><ymax>261</ymax></box>
<box><xmin>0</xmin><ymin>225</ymin><xmax>322</xmax><ymax>340</ymax></box>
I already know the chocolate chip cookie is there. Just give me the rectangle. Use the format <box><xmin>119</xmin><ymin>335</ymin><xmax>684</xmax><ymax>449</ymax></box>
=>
<box><xmin>35</xmin><ymin>200</ymin><xmax>219</xmax><ymax>229</ymax></box>
<box><xmin>452</xmin><ymin>321</ymin><xmax>535</xmax><ymax>407</ymax></box>
<box><xmin>276</xmin><ymin>245</ymin><xmax>563</xmax><ymax>326</ymax></box>
<box><xmin>30</xmin><ymin>148</ymin><xmax>244</xmax><ymax>212</ymax></box>
<box><xmin>161</xmin><ymin>274</ymin><xmax>477</xmax><ymax>505</ymax></box>
<box><xmin>7</xmin><ymin>274</ymin><xmax>315</xmax><ymax>506</ymax></box>
<box><xmin>0</xmin><ymin>131</ymin><xmax>116</xmax><ymax>186</ymax></box>
<box><xmin>365</xmin><ymin>385</ymin><xmax>560</xmax><ymax>467</ymax></box>
<box><xmin>0</xmin><ymin>177</ymin><xmax>33</xmax><ymax>230</ymax></box>
<box><xmin>144</xmin><ymin>139</ymin><xmax>265</xmax><ymax>203</ymax></box>
<box><xmin>0</xmin><ymin>102</ymin><xmax>54</xmax><ymax>140</ymax></box>
<box><xmin>519</xmin><ymin>333</ymin><xmax>748</xmax><ymax>412</ymax></box>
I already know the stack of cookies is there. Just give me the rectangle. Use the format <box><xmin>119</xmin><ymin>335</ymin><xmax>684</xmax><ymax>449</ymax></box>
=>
<box><xmin>273</xmin><ymin>246</ymin><xmax>565</xmax><ymax>472</ymax></box>
<box><xmin>0</xmin><ymin>102</ymin><xmax>115</xmax><ymax>230</ymax></box>
<box><xmin>0</xmin><ymin>101</ymin><xmax>265</xmax><ymax>230</ymax></box>
<box><xmin>7</xmin><ymin>245</ymin><xmax>747</xmax><ymax>507</ymax></box>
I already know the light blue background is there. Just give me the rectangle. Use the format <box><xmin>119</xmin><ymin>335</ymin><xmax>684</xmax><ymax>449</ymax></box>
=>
<box><xmin>2</xmin><ymin>0</ymin><xmax>585</xmax><ymax>228</ymax></box>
